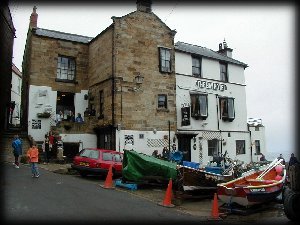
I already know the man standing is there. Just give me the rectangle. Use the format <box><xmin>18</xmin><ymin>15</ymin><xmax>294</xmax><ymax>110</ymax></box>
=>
<box><xmin>12</xmin><ymin>135</ymin><xmax>22</xmax><ymax>168</ymax></box>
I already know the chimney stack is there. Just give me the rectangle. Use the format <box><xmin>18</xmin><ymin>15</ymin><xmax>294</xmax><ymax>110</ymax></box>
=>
<box><xmin>217</xmin><ymin>39</ymin><xmax>233</xmax><ymax>58</ymax></box>
<box><xmin>29</xmin><ymin>6</ymin><xmax>38</xmax><ymax>29</ymax></box>
<box><xmin>136</xmin><ymin>0</ymin><xmax>152</xmax><ymax>13</ymax></box>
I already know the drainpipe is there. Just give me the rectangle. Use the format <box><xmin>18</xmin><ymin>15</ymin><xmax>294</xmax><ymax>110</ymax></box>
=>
<box><xmin>168</xmin><ymin>120</ymin><xmax>171</xmax><ymax>151</ymax></box>
<box><xmin>112</xmin><ymin>20</ymin><xmax>116</xmax><ymax>149</ymax></box>
<box><xmin>248</xmin><ymin>125</ymin><xmax>253</xmax><ymax>162</ymax></box>
<box><xmin>215</xmin><ymin>94</ymin><xmax>220</xmax><ymax>130</ymax></box>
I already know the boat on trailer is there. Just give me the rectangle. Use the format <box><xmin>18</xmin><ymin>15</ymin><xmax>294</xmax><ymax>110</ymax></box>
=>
<box><xmin>217</xmin><ymin>158</ymin><xmax>286</xmax><ymax>207</ymax></box>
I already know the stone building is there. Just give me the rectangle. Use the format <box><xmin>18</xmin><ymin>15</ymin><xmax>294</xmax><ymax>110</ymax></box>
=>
<box><xmin>22</xmin><ymin>1</ymin><xmax>177</xmax><ymax>157</ymax></box>
<box><xmin>0</xmin><ymin>3</ymin><xmax>15</xmax><ymax>134</ymax></box>
<box><xmin>11</xmin><ymin>63</ymin><xmax>22</xmax><ymax>126</ymax></box>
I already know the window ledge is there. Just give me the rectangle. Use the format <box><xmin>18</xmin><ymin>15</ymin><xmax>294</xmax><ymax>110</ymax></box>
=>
<box><xmin>157</xmin><ymin>108</ymin><xmax>169</xmax><ymax>112</ymax></box>
<box><xmin>55</xmin><ymin>78</ymin><xmax>78</xmax><ymax>84</ymax></box>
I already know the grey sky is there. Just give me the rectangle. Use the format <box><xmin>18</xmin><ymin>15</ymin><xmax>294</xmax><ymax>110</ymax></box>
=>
<box><xmin>9</xmin><ymin>2</ymin><xmax>296</xmax><ymax>158</ymax></box>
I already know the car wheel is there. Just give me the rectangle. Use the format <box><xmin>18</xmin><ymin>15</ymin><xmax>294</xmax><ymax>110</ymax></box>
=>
<box><xmin>283</xmin><ymin>191</ymin><xmax>300</xmax><ymax>221</ymax></box>
<box><xmin>79</xmin><ymin>171</ymin><xmax>87</xmax><ymax>177</ymax></box>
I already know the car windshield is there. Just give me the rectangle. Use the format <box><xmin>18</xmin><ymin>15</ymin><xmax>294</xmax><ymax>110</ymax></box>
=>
<box><xmin>80</xmin><ymin>149</ymin><xmax>99</xmax><ymax>159</ymax></box>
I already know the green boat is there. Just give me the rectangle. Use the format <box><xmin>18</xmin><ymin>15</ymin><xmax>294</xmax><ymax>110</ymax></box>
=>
<box><xmin>122</xmin><ymin>150</ymin><xmax>178</xmax><ymax>184</ymax></box>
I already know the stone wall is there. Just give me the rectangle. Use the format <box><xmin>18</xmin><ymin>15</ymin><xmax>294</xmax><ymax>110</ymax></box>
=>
<box><xmin>112</xmin><ymin>11</ymin><xmax>177</xmax><ymax>131</ymax></box>
<box><xmin>28</xmin><ymin>34</ymin><xmax>89</xmax><ymax>93</ymax></box>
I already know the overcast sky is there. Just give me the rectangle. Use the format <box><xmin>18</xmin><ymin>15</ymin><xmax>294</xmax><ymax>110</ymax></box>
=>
<box><xmin>9</xmin><ymin>1</ymin><xmax>296</xmax><ymax>159</ymax></box>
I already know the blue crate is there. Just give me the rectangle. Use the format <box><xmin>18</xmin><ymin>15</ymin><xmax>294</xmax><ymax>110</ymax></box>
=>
<box><xmin>115</xmin><ymin>179</ymin><xmax>138</xmax><ymax>190</ymax></box>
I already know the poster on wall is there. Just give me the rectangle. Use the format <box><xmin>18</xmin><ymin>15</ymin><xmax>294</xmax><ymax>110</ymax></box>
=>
<box><xmin>32</xmin><ymin>119</ymin><xmax>41</xmax><ymax>129</ymax></box>
<box><xmin>124</xmin><ymin>135</ymin><xmax>134</xmax><ymax>145</ymax></box>
<box><xmin>181</xmin><ymin>106</ymin><xmax>190</xmax><ymax>126</ymax></box>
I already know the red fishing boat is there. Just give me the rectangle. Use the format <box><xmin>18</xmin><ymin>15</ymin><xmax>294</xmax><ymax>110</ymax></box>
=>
<box><xmin>217</xmin><ymin>158</ymin><xmax>286</xmax><ymax>207</ymax></box>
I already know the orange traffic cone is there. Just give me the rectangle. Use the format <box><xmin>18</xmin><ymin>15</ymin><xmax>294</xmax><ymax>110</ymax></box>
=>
<box><xmin>100</xmin><ymin>165</ymin><xmax>114</xmax><ymax>189</ymax></box>
<box><xmin>209</xmin><ymin>193</ymin><xmax>222</xmax><ymax>220</ymax></box>
<box><xmin>158</xmin><ymin>178</ymin><xmax>175</xmax><ymax>208</ymax></box>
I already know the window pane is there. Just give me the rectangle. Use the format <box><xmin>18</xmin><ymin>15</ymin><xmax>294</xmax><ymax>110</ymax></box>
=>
<box><xmin>208</xmin><ymin>139</ymin><xmax>219</xmax><ymax>156</ymax></box>
<box><xmin>57</xmin><ymin>56</ymin><xmax>76</xmax><ymax>80</ymax></box>
<box><xmin>227</xmin><ymin>98</ymin><xmax>234</xmax><ymax>119</ymax></box>
<box><xmin>102</xmin><ymin>152</ymin><xmax>113</xmax><ymax>161</ymax></box>
<box><xmin>199</xmin><ymin>95</ymin><xmax>207</xmax><ymax>116</ymax></box>
<box><xmin>159</xmin><ymin>48</ymin><xmax>171</xmax><ymax>73</ymax></box>
<box><xmin>236</xmin><ymin>140</ymin><xmax>245</xmax><ymax>155</ymax></box>
<box><xmin>158</xmin><ymin>94</ymin><xmax>167</xmax><ymax>108</ymax></box>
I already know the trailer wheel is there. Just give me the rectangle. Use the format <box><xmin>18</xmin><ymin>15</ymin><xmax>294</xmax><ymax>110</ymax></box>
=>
<box><xmin>283</xmin><ymin>191</ymin><xmax>300</xmax><ymax>221</ymax></box>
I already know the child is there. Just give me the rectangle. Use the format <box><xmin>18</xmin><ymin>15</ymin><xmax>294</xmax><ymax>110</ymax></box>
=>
<box><xmin>27</xmin><ymin>143</ymin><xmax>40</xmax><ymax>178</ymax></box>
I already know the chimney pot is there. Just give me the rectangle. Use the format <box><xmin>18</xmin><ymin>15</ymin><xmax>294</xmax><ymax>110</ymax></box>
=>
<box><xmin>30</xmin><ymin>6</ymin><xmax>38</xmax><ymax>29</ymax></box>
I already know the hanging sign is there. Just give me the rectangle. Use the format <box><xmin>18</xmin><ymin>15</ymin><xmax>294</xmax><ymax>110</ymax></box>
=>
<box><xmin>181</xmin><ymin>106</ymin><xmax>190</xmax><ymax>126</ymax></box>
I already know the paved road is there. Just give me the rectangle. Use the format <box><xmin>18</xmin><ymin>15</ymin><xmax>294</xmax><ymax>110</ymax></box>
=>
<box><xmin>2</xmin><ymin>162</ymin><xmax>204</xmax><ymax>224</ymax></box>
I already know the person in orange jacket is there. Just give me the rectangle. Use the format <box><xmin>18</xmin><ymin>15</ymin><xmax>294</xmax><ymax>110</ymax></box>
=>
<box><xmin>27</xmin><ymin>142</ymin><xmax>40</xmax><ymax>178</ymax></box>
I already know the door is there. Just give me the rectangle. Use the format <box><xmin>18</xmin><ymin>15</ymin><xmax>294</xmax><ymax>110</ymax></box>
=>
<box><xmin>177</xmin><ymin>135</ymin><xmax>194</xmax><ymax>162</ymax></box>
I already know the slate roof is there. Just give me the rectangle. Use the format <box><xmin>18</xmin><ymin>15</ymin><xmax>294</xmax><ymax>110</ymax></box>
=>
<box><xmin>175</xmin><ymin>41</ymin><xmax>248</xmax><ymax>68</ymax></box>
<box><xmin>34</xmin><ymin>28</ymin><xmax>93</xmax><ymax>44</ymax></box>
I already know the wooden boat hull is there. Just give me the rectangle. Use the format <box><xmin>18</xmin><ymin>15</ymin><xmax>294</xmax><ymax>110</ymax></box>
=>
<box><xmin>176</xmin><ymin>166</ymin><xmax>233</xmax><ymax>192</ymax></box>
<box><xmin>218</xmin><ymin>183</ymin><xmax>284</xmax><ymax>207</ymax></box>
<box><xmin>217</xmin><ymin>162</ymin><xmax>286</xmax><ymax>207</ymax></box>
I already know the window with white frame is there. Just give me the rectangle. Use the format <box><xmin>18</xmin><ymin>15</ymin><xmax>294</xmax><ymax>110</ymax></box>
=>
<box><xmin>159</xmin><ymin>47</ymin><xmax>171</xmax><ymax>73</ymax></box>
<box><xmin>219</xmin><ymin>97</ymin><xmax>235</xmax><ymax>121</ymax></box>
<box><xmin>220</xmin><ymin>62</ymin><xmax>228</xmax><ymax>82</ymax></box>
<box><xmin>56</xmin><ymin>56</ymin><xmax>76</xmax><ymax>81</ymax></box>
<box><xmin>236</xmin><ymin>140</ymin><xmax>245</xmax><ymax>155</ymax></box>
<box><xmin>208</xmin><ymin>139</ymin><xmax>219</xmax><ymax>156</ymax></box>
<box><xmin>190</xmin><ymin>94</ymin><xmax>208</xmax><ymax>119</ymax></box>
<box><xmin>192</xmin><ymin>57</ymin><xmax>201</xmax><ymax>77</ymax></box>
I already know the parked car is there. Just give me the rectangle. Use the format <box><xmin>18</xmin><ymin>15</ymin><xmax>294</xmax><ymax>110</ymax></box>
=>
<box><xmin>71</xmin><ymin>148</ymin><xmax>123</xmax><ymax>177</ymax></box>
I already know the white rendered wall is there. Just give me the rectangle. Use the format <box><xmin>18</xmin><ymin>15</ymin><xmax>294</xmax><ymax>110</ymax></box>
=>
<box><xmin>11</xmin><ymin>72</ymin><xmax>22</xmax><ymax>125</ymax></box>
<box><xmin>60</xmin><ymin>133</ymin><xmax>97</xmax><ymax>152</ymax></box>
<box><xmin>115</xmin><ymin>129</ymin><xmax>176</xmax><ymax>156</ymax></box>
<box><xmin>28</xmin><ymin>85</ymin><xmax>89</xmax><ymax>142</ymax></box>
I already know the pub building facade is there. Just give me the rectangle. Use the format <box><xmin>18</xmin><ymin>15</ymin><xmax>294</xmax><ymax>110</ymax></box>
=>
<box><xmin>22</xmin><ymin>1</ymin><xmax>265</xmax><ymax>163</ymax></box>
<box><xmin>174</xmin><ymin>41</ymin><xmax>266</xmax><ymax>165</ymax></box>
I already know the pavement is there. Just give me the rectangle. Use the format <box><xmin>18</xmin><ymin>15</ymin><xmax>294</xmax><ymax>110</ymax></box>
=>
<box><xmin>1</xmin><ymin>149</ymin><xmax>291</xmax><ymax>224</ymax></box>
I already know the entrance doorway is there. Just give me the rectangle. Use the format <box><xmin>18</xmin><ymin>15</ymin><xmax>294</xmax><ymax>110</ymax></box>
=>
<box><xmin>63</xmin><ymin>142</ymin><xmax>80</xmax><ymax>162</ymax></box>
<box><xmin>56</xmin><ymin>91</ymin><xmax>75</xmax><ymax>120</ymax></box>
<box><xmin>177</xmin><ymin>134</ymin><xmax>195</xmax><ymax>162</ymax></box>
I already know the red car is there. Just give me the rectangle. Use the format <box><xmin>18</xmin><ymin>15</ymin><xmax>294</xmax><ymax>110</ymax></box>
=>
<box><xmin>71</xmin><ymin>148</ymin><xmax>123</xmax><ymax>177</ymax></box>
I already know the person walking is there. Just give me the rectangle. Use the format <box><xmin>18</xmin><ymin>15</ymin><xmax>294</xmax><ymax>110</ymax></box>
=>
<box><xmin>12</xmin><ymin>135</ymin><xmax>22</xmax><ymax>168</ymax></box>
<box><xmin>27</xmin><ymin>143</ymin><xmax>40</xmax><ymax>178</ymax></box>
<box><xmin>42</xmin><ymin>135</ymin><xmax>50</xmax><ymax>164</ymax></box>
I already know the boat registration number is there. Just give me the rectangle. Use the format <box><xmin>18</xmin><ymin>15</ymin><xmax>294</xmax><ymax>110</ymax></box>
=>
<box><xmin>249</xmin><ymin>188</ymin><xmax>265</xmax><ymax>192</ymax></box>
<box><xmin>79</xmin><ymin>162</ymin><xmax>89</xmax><ymax>167</ymax></box>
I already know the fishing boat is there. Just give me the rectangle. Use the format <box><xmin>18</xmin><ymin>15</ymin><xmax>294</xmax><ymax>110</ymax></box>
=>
<box><xmin>217</xmin><ymin>158</ymin><xmax>286</xmax><ymax>207</ymax></box>
<box><xmin>176</xmin><ymin>165</ymin><xmax>234</xmax><ymax>193</ymax></box>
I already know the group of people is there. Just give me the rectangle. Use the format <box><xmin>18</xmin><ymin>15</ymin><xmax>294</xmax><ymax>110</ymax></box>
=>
<box><xmin>56</xmin><ymin>110</ymin><xmax>84</xmax><ymax>125</ymax></box>
<box><xmin>12</xmin><ymin>135</ymin><xmax>40</xmax><ymax>178</ymax></box>
<box><xmin>152</xmin><ymin>147</ymin><xmax>171</xmax><ymax>160</ymax></box>
<box><xmin>259</xmin><ymin>152</ymin><xmax>299</xmax><ymax>168</ymax></box>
